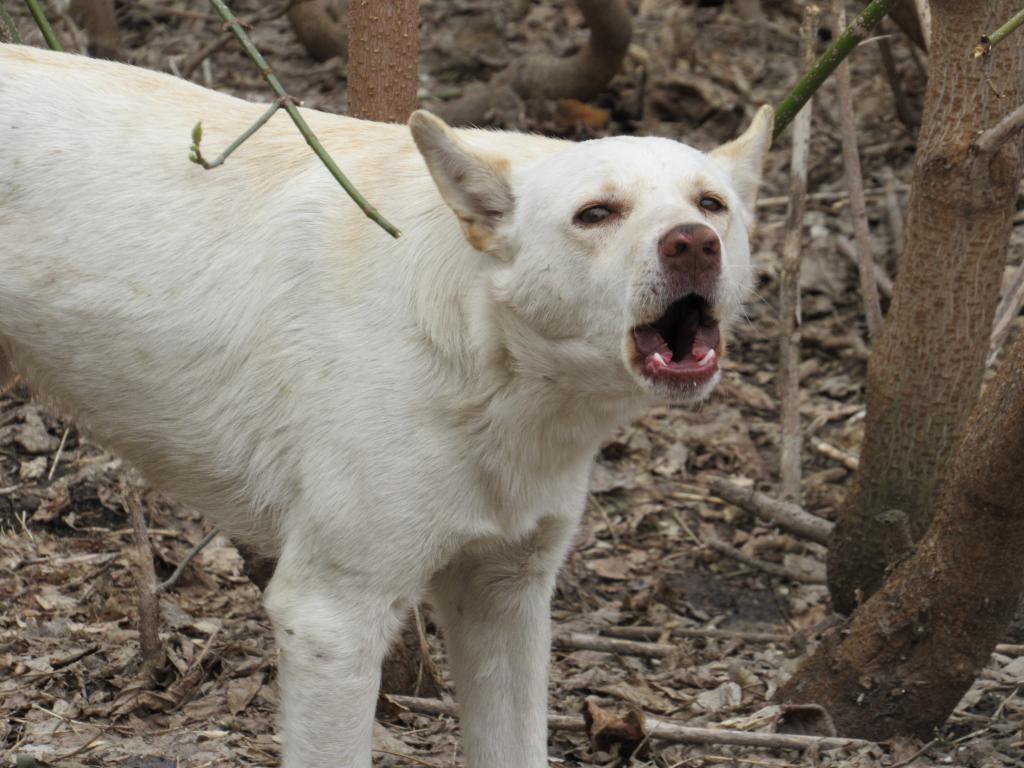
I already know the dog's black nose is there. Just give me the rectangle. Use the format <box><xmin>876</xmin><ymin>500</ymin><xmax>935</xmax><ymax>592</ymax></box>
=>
<box><xmin>658</xmin><ymin>224</ymin><xmax>721</xmax><ymax>278</ymax></box>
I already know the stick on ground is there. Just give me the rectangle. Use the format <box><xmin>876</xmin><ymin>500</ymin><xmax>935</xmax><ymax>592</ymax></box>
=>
<box><xmin>383</xmin><ymin>695</ymin><xmax>874</xmax><ymax>751</ymax></box>
<box><xmin>156</xmin><ymin>528</ymin><xmax>219</xmax><ymax>593</ymax></box>
<box><xmin>601</xmin><ymin>624</ymin><xmax>791</xmax><ymax>645</ymax></box>
<box><xmin>711</xmin><ymin>479</ymin><xmax>834</xmax><ymax>544</ymax></box>
<box><xmin>707</xmin><ymin>539</ymin><xmax>826</xmax><ymax>584</ymax></box>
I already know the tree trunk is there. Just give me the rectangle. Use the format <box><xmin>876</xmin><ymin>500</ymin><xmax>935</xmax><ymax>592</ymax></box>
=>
<box><xmin>69</xmin><ymin>0</ymin><xmax>120</xmax><ymax>60</ymax></box>
<box><xmin>778</xmin><ymin>328</ymin><xmax>1024</xmax><ymax>740</ymax></box>
<box><xmin>347</xmin><ymin>0</ymin><xmax>419</xmax><ymax>123</ymax></box>
<box><xmin>827</xmin><ymin>0</ymin><xmax>1024</xmax><ymax>615</ymax></box>
<box><xmin>435</xmin><ymin>0</ymin><xmax>632</xmax><ymax>127</ymax></box>
<box><xmin>287</xmin><ymin>0</ymin><xmax>348</xmax><ymax>64</ymax></box>
<box><xmin>889</xmin><ymin>0</ymin><xmax>927</xmax><ymax>50</ymax></box>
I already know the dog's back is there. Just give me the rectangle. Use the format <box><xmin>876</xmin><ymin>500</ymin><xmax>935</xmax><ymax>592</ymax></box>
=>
<box><xmin>0</xmin><ymin>45</ymin><xmax>570</xmax><ymax>553</ymax></box>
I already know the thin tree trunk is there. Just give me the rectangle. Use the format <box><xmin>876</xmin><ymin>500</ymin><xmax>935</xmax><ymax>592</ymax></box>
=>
<box><xmin>827</xmin><ymin>0</ymin><xmax>1024</xmax><ymax>614</ymax></box>
<box><xmin>288</xmin><ymin>0</ymin><xmax>348</xmax><ymax>64</ymax></box>
<box><xmin>126</xmin><ymin>488</ymin><xmax>165</xmax><ymax>679</ymax></box>
<box><xmin>889</xmin><ymin>0</ymin><xmax>927</xmax><ymax>50</ymax></box>
<box><xmin>68</xmin><ymin>0</ymin><xmax>120</xmax><ymax>60</ymax></box>
<box><xmin>778</xmin><ymin>327</ymin><xmax>1024</xmax><ymax>739</ymax></box>
<box><xmin>347</xmin><ymin>0</ymin><xmax>418</xmax><ymax>123</ymax></box>
<box><xmin>436</xmin><ymin>0</ymin><xmax>632</xmax><ymax>127</ymax></box>
<box><xmin>778</xmin><ymin>5</ymin><xmax>818</xmax><ymax>503</ymax></box>
<box><xmin>833</xmin><ymin>0</ymin><xmax>884</xmax><ymax>342</ymax></box>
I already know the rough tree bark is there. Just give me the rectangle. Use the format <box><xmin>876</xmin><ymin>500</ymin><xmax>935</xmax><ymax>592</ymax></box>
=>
<box><xmin>436</xmin><ymin>0</ymin><xmax>631</xmax><ymax>127</ymax></box>
<box><xmin>889</xmin><ymin>0</ymin><xmax>927</xmax><ymax>50</ymax></box>
<box><xmin>827</xmin><ymin>0</ymin><xmax>1024</xmax><ymax>615</ymax></box>
<box><xmin>347</xmin><ymin>0</ymin><xmax>419</xmax><ymax>122</ymax></box>
<box><xmin>778</xmin><ymin>327</ymin><xmax>1024</xmax><ymax>739</ymax></box>
<box><xmin>287</xmin><ymin>0</ymin><xmax>349</xmax><ymax>63</ymax></box>
<box><xmin>69</xmin><ymin>0</ymin><xmax>120</xmax><ymax>60</ymax></box>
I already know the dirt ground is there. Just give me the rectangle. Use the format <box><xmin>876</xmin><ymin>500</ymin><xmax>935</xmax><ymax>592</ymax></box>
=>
<box><xmin>2</xmin><ymin>1</ymin><xmax>1023</xmax><ymax>766</ymax></box>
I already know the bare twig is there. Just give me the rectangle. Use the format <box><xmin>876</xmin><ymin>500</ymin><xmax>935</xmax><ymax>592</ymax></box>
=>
<box><xmin>778</xmin><ymin>5</ymin><xmax>818</xmax><ymax>505</ymax></box>
<box><xmin>974</xmin><ymin>102</ymin><xmax>1024</xmax><ymax>156</ymax></box>
<box><xmin>836</xmin><ymin>235</ymin><xmax>893</xmax><ymax>298</ymax></box>
<box><xmin>156</xmin><ymin>528</ymin><xmax>219</xmax><ymax>593</ymax></box>
<box><xmin>988</xmin><ymin>260</ymin><xmax>1024</xmax><ymax>367</ymax></box>
<box><xmin>711</xmin><ymin>478</ymin><xmax>834</xmax><ymax>545</ymax></box>
<box><xmin>125</xmin><ymin>487</ymin><xmax>165</xmax><ymax>678</ymax></box>
<box><xmin>757</xmin><ymin>185</ymin><xmax>908</xmax><ymax>209</ymax></box>
<box><xmin>193</xmin><ymin>0</ymin><xmax>400</xmax><ymax>238</ymax></box>
<box><xmin>601</xmin><ymin>625</ymin><xmax>790</xmax><ymax>645</ymax></box>
<box><xmin>553</xmin><ymin>632</ymin><xmax>676</xmax><ymax>659</ymax></box>
<box><xmin>707</xmin><ymin>539</ymin><xmax>826</xmax><ymax>584</ymax></box>
<box><xmin>973</xmin><ymin>9</ymin><xmax>1024</xmax><ymax>59</ymax></box>
<box><xmin>46</xmin><ymin>427</ymin><xmax>70</xmax><ymax>482</ymax></box>
<box><xmin>877</xmin><ymin>33</ymin><xmax>918</xmax><ymax>131</ymax></box>
<box><xmin>833</xmin><ymin>0</ymin><xmax>884</xmax><ymax>341</ymax></box>
<box><xmin>181</xmin><ymin>32</ymin><xmax>232</xmax><ymax>79</ymax></box>
<box><xmin>24</xmin><ymin>0</ymin><xmax>63</xmax><ymax>50</ymax></box>
<box><xmin>811</xmin><ymin>438</ymin><xmax>860</xmax><ymax>471</ymax></box>
<box><xmin>773</xmin><ymin>0</ymin><xmax>902</xmax><ymax>140</ymax></box>
<box><xmin>881</xmin><ymin>166</ymin><xmax>905</xmax><ymax>256</ymax></box>
<box><xmin>383</xmin><ymin>695</ymin><xmax>874</xmax><ymax>751</ymax></box>
<box><xmin>181</xmin><ymin>0</ymin><xmax>294</xmax><ymax>80</ymax></box>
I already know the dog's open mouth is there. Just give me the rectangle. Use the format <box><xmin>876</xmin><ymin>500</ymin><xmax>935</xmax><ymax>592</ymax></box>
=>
<box><xmin>632</xmin><ymin>294</ymin><xmax>721</xmax><ymax>385</ymax></box>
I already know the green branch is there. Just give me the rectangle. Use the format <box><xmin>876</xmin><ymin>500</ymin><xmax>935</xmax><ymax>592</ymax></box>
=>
<box><xmin>973</xmin><ymin>9</ymin><xmax>1024</xmax><ymax>58</ymax></box>
<box><xmin>23</xmin><ymin>0</ymin><xmax>61</xmax><ymax>51</ymax></box>
<box><xmin>197</xmin><ymin>0</ymin><xmax>400</xmax><ymax>238</ymax></box>
<box><xmin>190</xmin><ymin>102</ymin><xmax>280</xmax><ymax>169</ymax></box>
<box><xmin>0</xmin><ymin>6</ymin><xmax>21</xmax><ymax>43</ymax></box>
<box><xmin>774</xmin><ymin>0</ymin><xmax>902</xmax><ymax>141</ymax></box>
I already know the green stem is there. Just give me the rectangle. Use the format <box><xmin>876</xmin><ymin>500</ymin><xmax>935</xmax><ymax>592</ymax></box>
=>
<box><xmin>191</xmin><ymin>102</ymin><xmax>281</xmax><ymax>169</ymax></box>
<box><xmin>23</xmin><ymin>0</ymin><xmax>61</xmax><ymax>51</ymax></box>
<box><xmin>774</xmin><ymin>0</ymin><xmax>902</xmax><ymax>141</ymax></box>
<box><xmin>0</xmin><ymin>6</ymin><xmax>22</xmax><ymax>43</ymax></box>
<box><xmin>974</xmin><ymin>9</ymin><xmax>1024</xmax><ymax>58</ymax></box>
<box><xmin>204</xmin><ymin>0</ymin><xmax>400</xmax><ymax>238</ymax></box>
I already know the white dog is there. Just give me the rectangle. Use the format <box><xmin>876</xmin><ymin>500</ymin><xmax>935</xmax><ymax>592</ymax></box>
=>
<box><xmin>0</xmin><ymin>45</ymin><xmax>770</xmax><ymax>768</ymax></box>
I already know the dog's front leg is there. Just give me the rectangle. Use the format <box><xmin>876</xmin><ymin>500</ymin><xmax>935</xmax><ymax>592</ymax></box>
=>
<box><xmin>429</xmin><ymin>517</ymin><xmax>575</xmax><ymax>768</ymax></box>
<box><xmin>264</xmin><ymin>550</ymin><xmax>408</xmax><ymax>768</ymax></box>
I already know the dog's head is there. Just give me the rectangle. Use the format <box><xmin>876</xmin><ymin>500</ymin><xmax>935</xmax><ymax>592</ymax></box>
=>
<box><xmin>410</xmin><ymin>108</ymin><xmax>771</xmax><ymax>404</ymax></box>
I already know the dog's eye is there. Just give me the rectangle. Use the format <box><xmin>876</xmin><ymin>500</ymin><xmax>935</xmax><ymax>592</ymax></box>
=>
<box><xmin>699</xmin><ymin>196</ymin><xmax>725</xmax><ymax>213</ymax></box>
<box><xmin>574</xmin><ymin>204</ymin><xmax>616</xmax><ymax>226</ymax></box>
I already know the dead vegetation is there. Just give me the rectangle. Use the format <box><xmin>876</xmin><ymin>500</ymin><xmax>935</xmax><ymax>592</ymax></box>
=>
<box><xmin>1</xmin><ymin>1</ymin><xmax>1023</xmax><ymax>766</ymax></box>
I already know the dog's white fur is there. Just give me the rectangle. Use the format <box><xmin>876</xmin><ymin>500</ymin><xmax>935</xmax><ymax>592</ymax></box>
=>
<box><xmin>0</xmin><ymin>45</ymin><xmax>771</xmax><ymax>768</ymax></box>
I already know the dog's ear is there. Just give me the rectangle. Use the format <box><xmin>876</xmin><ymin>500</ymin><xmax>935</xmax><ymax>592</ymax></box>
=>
<box><xmin>409</xmin><ymin>110</ymin><xmax>515</xmax><ymax>253</ymax></box>
<box><xmin>709</xmin><ymin>105</ymin><xmax>773</xmax><ymax>212</ymax></box>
